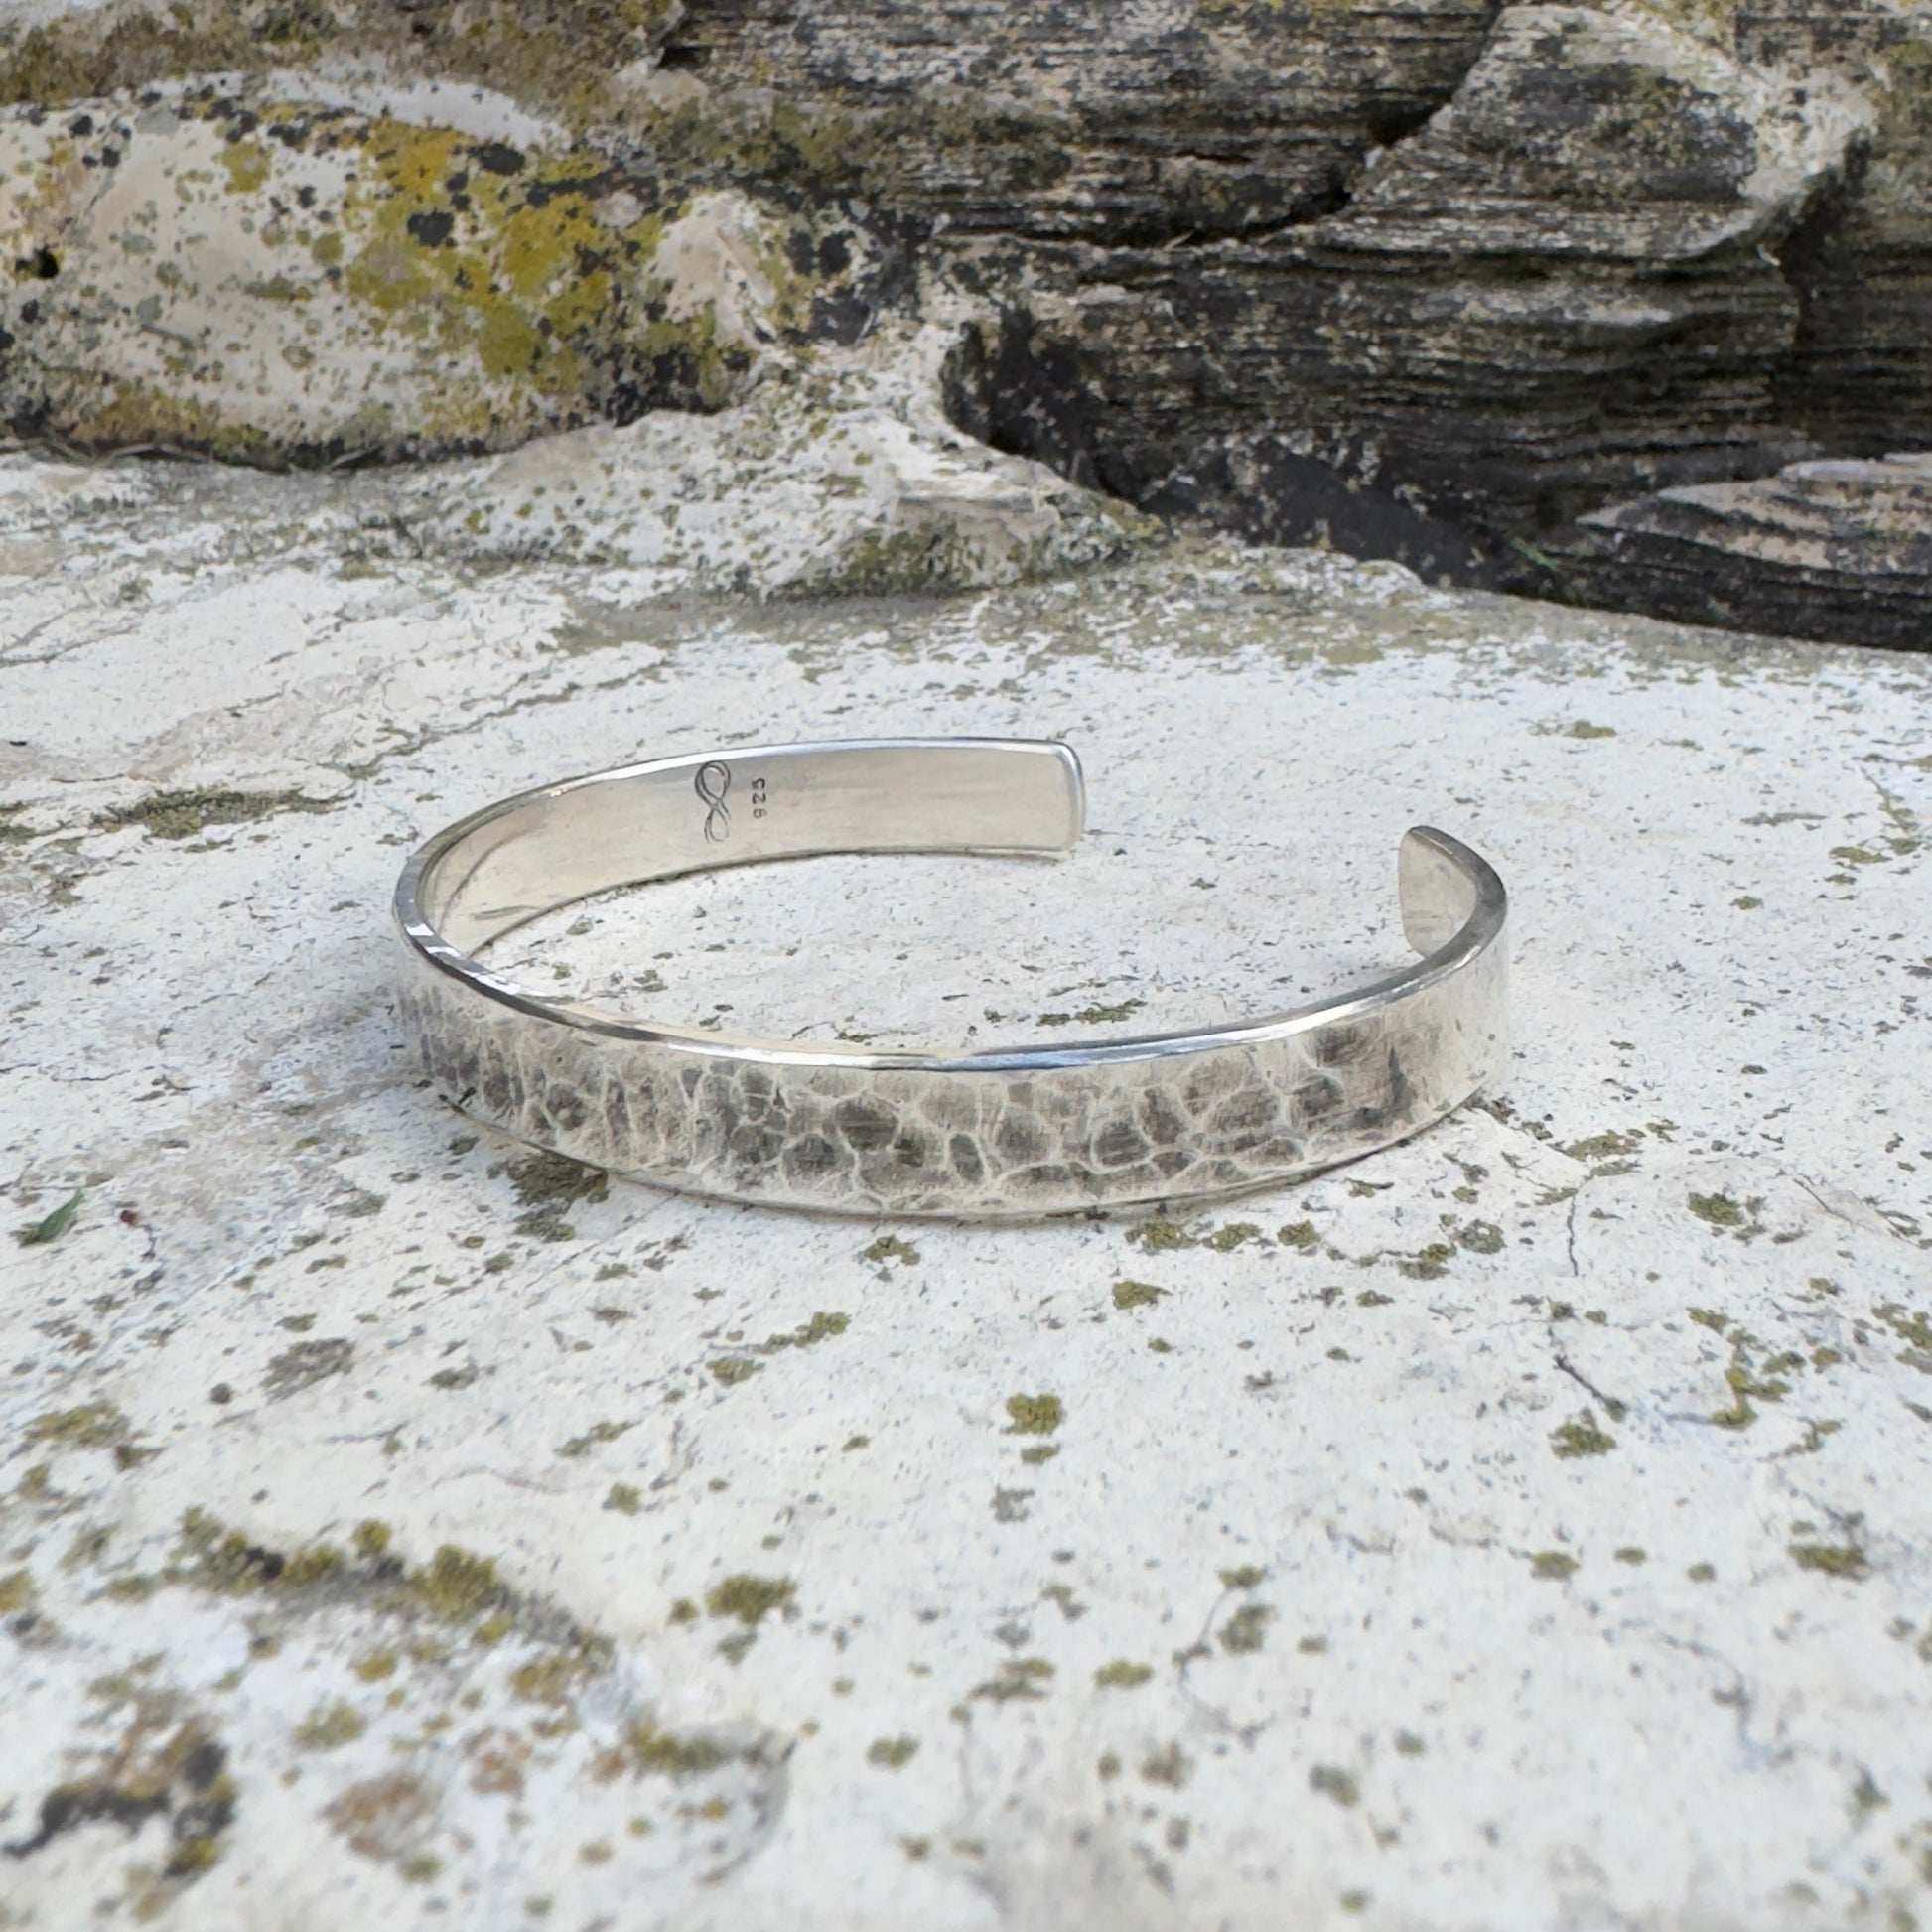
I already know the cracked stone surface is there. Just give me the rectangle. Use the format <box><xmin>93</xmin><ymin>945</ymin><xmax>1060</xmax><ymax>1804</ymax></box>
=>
<box><xmin>1</xmin><ymin>461</ymin><xmax>1930</xmax><ymax>1929</ymax></box>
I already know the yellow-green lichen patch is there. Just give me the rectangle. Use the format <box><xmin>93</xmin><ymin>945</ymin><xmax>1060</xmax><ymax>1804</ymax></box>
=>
<box><xmin>27</xmin><ymin>1400</ymin><xmax>129</xmax><ymax>1449</ymax></box>
<box><xmin>866</xmin><ymin>1735</ymin><xmax>918</xmax><ymax>1769</ymax></box>
<box><xmin>1789</xmin><ymin>1541</ymin><xmax>1867</xmax><ymax>1580</ymax></box>
<box><xmin>761</xmin><ymin>1311</ymin><xmax>849</xmax><ymax>1350</ymax></box>
<box><xmin>863</xmin><ymin>1234</ymin><xmax>920</xmax><ymax>1268</ymax></box>
<box><xmin>1205</xmin><ymin>1221</ymin><xmax>1262</xmax><ymax>1252</ymax></box>
<box><xmin>1128</xmin><ymin>1217</ymin><xmax>1196</xmax><ymax>1253</ymax></box>
<box><xmin>972</xmin><ymin>1657</ymin><xmax>1054</xmax><ymax>1704</ymax></box>
<box><xmin>1531</xmin><ymin>1550</ymin><xmax>1579</xmax><ymax>1580</ymax></box>
<box><xmin>14</xmin><ymin>1187</ymin><xmax>83</xmax><ymax>1247</ymax></box>
<box><xmin>508</xmin><ymin>1648</ymin><xmax>600</xmax><ymax>1703</ymax></box>
<box><xmin>1688</xmin><ymin>1191</ymin><xmax>1745</xmax><ymax>1228</ymax></box>
<box><xmin>630</xmin><ymin>1721</ymin><xmax>730</xmax><ymax>1778</ymax></box>
<box><xmin>604</xmin><ymin>1484</ymin><xmax>641</xmax><ymax>1515</ymax></box>
<box><xmin>409</xmin><ymin>1545</ymin><xmax>502</xmax><ymax>1621</ymax></box>
<box><xmin>1551</xmin><ymin>1411</ymin><xmax>1617</xmax><ymax>1458</ymax></box>
<box><xmin>1005</xmin><ymin>1394</ymin><xmax>1063</xmax><ymax>1435</ymax></box>
<box><xmin>278</xmin><ymin>1544</ymin><xmax>345</xmax><ymax>1588</ymax></box>
<box><xmin>1218</xmin><ymin>1565</ymin><xmax>1267</xmax><ymax>1589</ymax></box>
<box><xmin>97</xmin><ymin>787</ymin><xmax>333</xmax><ymax>840</ymax></box>
<box><xmin>1113</xmin><ymin>1280</ymin><xmax>1165</xmax><ymax>1309</ymax></box>
<box><xmin>0</xmin><ymin>1567</ymin><xmax>35</xmax><ymax>1611</ymax></box>
<box><xmin>0</xmin><ymin>98</ymin><xmax>873</xmax><ymax>463</ymax></box>
<box><xmin>510</xmin><ymin>1149</ymin><xmax>608</xmax><ymax>1237</ymax></box>
<box><xmin>559</xmin><ymin>1421</ymin><xmax>633</xmax><ymax>1458</ymax></box>
<box><xmin>170</xmin><ymin>1509</ymin><xmax>285</xmax><ymax>1595</ymax></box>
<box><xmin>1709</xmin><ymin>1326</ymin><xmax>1793</xmax><ymax>1428</ymax></box>
<box><xmin>1875</xmin><ymin>1304</ymin><xmax>1932</xmax><ymax>1351</ymax></box>
<box><xmin>1218</xmin><ymin>1603</ymin><xmax>1275</xmax><ymax>1654</ymax></box>
<box><xmin>709</xmin><ymin>1356</ymin><xmax>762</xmax><ymax>1386</ymax></box>
<box><xmin>1310</xmin><ymin>1764</ymin><xmax>1360</xmax><ymax>1806</ymax></box>
<box><xmin>508</xmin><ymin>1152</ymin><xmax>610</xmax><ymax>1211</ymax></box>
<box><xmin>704</xmin><ymin>1574</ymin><xmax>794</xmax><ymax>1627</ymax></box>
<box><xmin>1094</xmin><ymin>1659</ymin><xmax>1154</xmax><ymax>1688</ymax></box>
<box><xmin>297</xmin><ymin>1699</ymin><xmax>367</xmax><ymax>1749</ymax></box>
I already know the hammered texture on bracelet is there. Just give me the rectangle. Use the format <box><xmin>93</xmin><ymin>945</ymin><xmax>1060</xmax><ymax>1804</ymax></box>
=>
<box><xmin>392</xmin><ymin>739</ymin><xmax>1509</xmax><ymax>1219</ymax></box>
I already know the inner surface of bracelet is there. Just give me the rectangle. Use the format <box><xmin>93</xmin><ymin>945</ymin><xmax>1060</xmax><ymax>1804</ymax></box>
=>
<box><xmin>422</xmin><ymin>739</ymin><xmax>1086</xmax><ymax>953</ymax></box>
<box><xmin>404</xmin><ymin>738</ymin><xmax>1500</xmax><ymax>1064</ymax></box>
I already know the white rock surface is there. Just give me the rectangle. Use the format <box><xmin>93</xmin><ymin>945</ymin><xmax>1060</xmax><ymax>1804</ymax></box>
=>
<box><xmin>1</xmin><ymin>456</ymin><xmax>1929</xmax><ymax>1931</ymax></box>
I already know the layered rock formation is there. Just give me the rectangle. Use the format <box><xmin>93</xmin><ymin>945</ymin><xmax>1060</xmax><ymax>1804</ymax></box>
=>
<box><xmin>0</xmin><ymin>0</ymin><xmax>1928</xmax><ymax>642</ymax></box>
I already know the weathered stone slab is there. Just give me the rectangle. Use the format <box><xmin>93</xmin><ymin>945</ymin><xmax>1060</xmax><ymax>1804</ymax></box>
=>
<box><xmin>2</xmin><ymin>472</ymin><xmax>1928</xmax><ymax>1926</ymax></box>
<box><xmin>1555</xmin><ymin>449</ymin><xmax>1932</xmax><ymax>645</ymax></box>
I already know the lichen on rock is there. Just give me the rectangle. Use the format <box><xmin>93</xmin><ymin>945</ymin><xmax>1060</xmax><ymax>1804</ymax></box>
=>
<box><xmin>0</xmin><ymin>88</ymin><xmax>881</xmax><ymax>461</ymax></box>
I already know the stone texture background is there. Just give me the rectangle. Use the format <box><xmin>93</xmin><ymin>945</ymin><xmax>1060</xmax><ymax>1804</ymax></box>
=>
<box><xmin>1</xmin><ymin>4</ymin><xmax>1931</xmax><ymax>1929</ymax></box>
<box><xmin>0</xmin><ymin>0</ymin><xmax>1926</xmax><ymax>638</ymax></box>
<box><xmin>1</xmin><ymin>451</ymin><xmax>1929</xmax><ymax>1927</ymax></box>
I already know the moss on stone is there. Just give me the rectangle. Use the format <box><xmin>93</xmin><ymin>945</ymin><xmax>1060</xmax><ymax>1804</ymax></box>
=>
<box><xmin>972</xmin><ymin>1657</ymin><xmax>1053</xmax><ymax>1703</ymax></box>
<box><xmin>704</xmin><ymin>1574</ymin><xmax>794</xmax><ymax>1626</ymax></box>
<box><xmin>1205</xmin><ymin>1221</ymin><xmax>1262</xmax><ymax>1252</ymax></box>
<box><xmin>630</xmin><ymin>1720</ymin><xmax>728</xmax><ymax>1777</ymax></box>
<box><xmin>762</xmin><ymin>1311</ymin><xmax>849</xmax><ymax>1350</ymax></box>
<box><xmin>1551</xmin><ymin>1411</ymin><xmax>1617</xmax><ymax>1458</ymax></box>
<box><xmin>98</xmin><ymin>787</ymin><xmax>332</xmax><ymax>841</ymax></box>
<box><xmin>1688</xmin><ymin>1191</ymin><xmax>1745</xmax><ymax>1227</ymax></box>
<box><xmin>1005</xmin><ymin>1394</ymin><xmax>1062</xmax><ymax>1435</ymax></box>
<box><xmin>297</xmin><ymin>1700</ymin><xmax>366</xmax><ymax>1748</ymax></box>
<box><xmin>410</xmin><ymin>1545</ymin><xmax>501</xmax><ymax>1620</ymax></box>
<box><xmin>1094</xmin><ymin>1659</ymin><xmax>1153</xmax><ymax>1688</ymax></box>
<box><xmin>27</xmin><ymin>1401</ymin><xmax>128</xmax><ymax>1449</ymax></box>
<box><xmin>509</xmin><ymin>1151</ymin><xmax>608</xmax><ymax>1210</ymax></box>
<box><xmin>1219</xmin><ymin>1603</ymin><xmax>1275</xmax><ymax>1654</ymax></box>
<box><xmin>1790</xmin><ymin>1542</ymin><xmax>1866</xmax><ymax>1579</ymax></box>
<box><xmin>14</xmin><ymin>1188</ymin><xmax>83</xmax><ymax>1247</ymax></box>
<box><xmin>508</xmin><ymin>1648</ymin><xmax>597</xmax><ymax>1703</ymax></box>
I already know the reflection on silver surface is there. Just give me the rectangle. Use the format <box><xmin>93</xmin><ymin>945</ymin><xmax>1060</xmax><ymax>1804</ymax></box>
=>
<box><xmin>394</xmin><ymin>740</ymin><xmax>1509</xmax><ymax>1218</ymax></box>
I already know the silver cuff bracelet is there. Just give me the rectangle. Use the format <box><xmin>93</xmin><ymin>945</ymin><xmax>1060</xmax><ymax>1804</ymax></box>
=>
<box><xmin>393</xmin><ymin>739</ymin><xmax>1509</xmax><ymax>1219</ymax></box>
